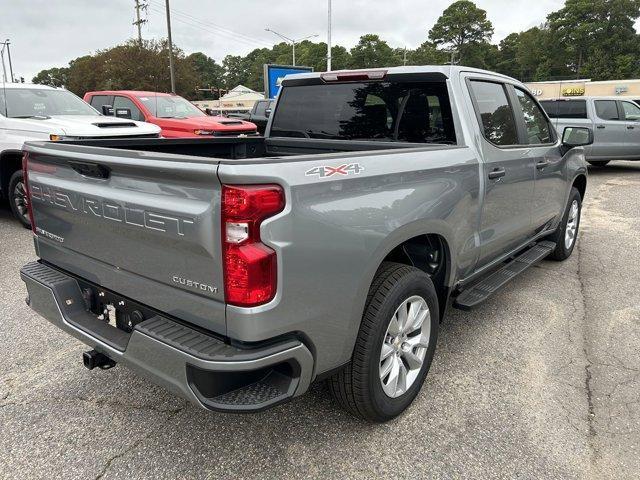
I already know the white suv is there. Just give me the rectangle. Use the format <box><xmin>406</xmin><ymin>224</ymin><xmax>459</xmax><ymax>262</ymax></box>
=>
<box><xmin>0</xmin><ymin>83</ymin><xmax>161</xmax><ymax>227</ymax></box>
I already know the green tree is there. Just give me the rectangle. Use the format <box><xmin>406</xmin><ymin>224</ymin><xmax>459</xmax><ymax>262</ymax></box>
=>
<box><xmin>349</xmin><ymin>34</ymin><xmax>401</xmax><ymax>68</ymax></box>
<box><xmin>186</xmin><ymin>52</ymin><xmax>225</xmax><ymax>97</ymax></box>
<box><xmin>429</xmin><ymin>0</ymin><xmax>494</xmax><ymax>64</ymax></box>
<box><xmin>32</xmin><ymin>67</ymin><xmax>70</xmax><ymax>87</ymax></box>
<box><xmin>404</xmin><ymin>41</ymin><xmax>447</xmax><ymax>66</ymax></box>
<box><xmin>61</xmin><ymin>40</ymin><xmax>200</xmax><ymax>98</ymax></box>
<box><xmin>548</xmin><ymin>0</ymin><xmax>640</xmax><ymax>79</ymax></box>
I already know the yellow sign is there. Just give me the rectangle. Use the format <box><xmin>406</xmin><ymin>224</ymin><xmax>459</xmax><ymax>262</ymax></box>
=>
<box><xmin>562</xmin><ymin>87</ymin><xmax>585</xmax><ymax>96</ymax></box>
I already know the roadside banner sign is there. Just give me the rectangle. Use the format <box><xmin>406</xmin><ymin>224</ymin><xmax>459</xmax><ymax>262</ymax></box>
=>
<box><xmin>264</xmin><ymin>64</ymin><xmax>314</xmax><ymax>99</ymax></box>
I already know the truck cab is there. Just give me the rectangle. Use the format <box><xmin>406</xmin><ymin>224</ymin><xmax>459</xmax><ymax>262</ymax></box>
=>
<box><xmin>83</xmin><ymin>91</ymin><xmax>258</xmax><ymax>139</ymax></box>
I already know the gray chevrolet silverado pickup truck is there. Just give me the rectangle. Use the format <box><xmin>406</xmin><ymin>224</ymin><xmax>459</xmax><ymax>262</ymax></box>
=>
<box><xmin>541</xmin><ymin>96</ymin><xmax>640</xmax><ymax>167</ymax></box>
<box><xmin>20</xmin><ymin>66</ymin><xmax>592</xmax><ymax>421</ymax></box>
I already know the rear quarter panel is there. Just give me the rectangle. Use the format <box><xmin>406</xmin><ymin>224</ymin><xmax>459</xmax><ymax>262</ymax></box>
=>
<box><xmin>218</xmin><ymin>146</ymin><xmax>481</xmax><ymax>374</ymax></box>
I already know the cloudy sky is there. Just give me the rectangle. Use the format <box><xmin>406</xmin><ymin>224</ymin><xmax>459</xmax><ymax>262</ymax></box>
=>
<box><xmin>3</xmin><ymin>0</ymin><xmax>569</xmax><ymax>80</ymax></box>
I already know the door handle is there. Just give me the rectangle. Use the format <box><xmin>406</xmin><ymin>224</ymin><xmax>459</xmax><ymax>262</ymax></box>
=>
<box><xmin>596</xmin><ymin>125</ymin><xmax>606</xmax><ymax>129</ymax></box>
<box><xmin>536</xmin><ymin>160</ymin><xmax>551</xmax><ymax>170</ymax></box>
<box><xmin>627</xmin><ymin>125</ymin><xmax>635</xmax><ymax>130</ymax></box>
<box><xmin>488</xmin><ymin>167</ymin><xmax>506</xmax><ymax>180</ymax></box>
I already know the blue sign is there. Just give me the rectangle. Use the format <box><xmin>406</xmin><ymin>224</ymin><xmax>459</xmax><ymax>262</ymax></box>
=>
<box><xmin>264</xmin><ymin>64</ymin><xmax>314</xmax><ymax>99</ymax></box>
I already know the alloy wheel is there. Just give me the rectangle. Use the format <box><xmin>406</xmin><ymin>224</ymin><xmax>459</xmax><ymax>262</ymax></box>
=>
<box><xmin>379</xmin><ymin>295</ymin><xmax>431</xmax><ymax>398</ymax></box>
<box><xmin>564</xmin><ymin>199</ymin><xmax>579</xmax><ymax>250</ymax></box>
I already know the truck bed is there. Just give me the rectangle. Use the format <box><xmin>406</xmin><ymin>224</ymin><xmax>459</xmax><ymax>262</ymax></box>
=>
<box><xmin>54</xmin><ymin>136</ymin><xmax>450</xmax><ymax>162</ymax></box>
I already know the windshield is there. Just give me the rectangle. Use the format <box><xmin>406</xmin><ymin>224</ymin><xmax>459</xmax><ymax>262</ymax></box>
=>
<box><xmin>0</xmin><ymin>88</ymin><xmax>98</xmax><ymax>117</ymax></box>
<box><xmin>270</xmin><ymin>81</ymin><xmax>456</xmax><ymax>144</ymax></box>
<box><xmin>137</xmin><ymin>95</ymin><xmax>205</xmax><ymax>118</ymax></box>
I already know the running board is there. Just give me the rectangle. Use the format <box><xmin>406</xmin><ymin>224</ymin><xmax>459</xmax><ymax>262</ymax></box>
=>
<box><xmin>453</xmin><ymin>241</ymin><xmax>556</xmax><ymax>311</ymax></box>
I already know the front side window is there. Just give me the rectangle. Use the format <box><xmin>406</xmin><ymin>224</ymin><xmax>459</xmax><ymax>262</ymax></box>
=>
<box><xmin>113</xmin><ymin>96</ymin><xmax>144</xmax><ymax>121</ymax></box>
<box><xmin>515</xmin><ymin>89</ymin><xmax>553</xmax><ymax>144</ymax></box>
<box><xmin>0</xmin><ymin>88</ymin><xmax>97</xmax><ymax>118</ymax></box>
<box><xmin>595</xmin><ymin>100</ymin><xmax>620</xmax><ymax>120</ymax></box>
<box><xmin>270</xmin><ymin>81</ymin><xmax>456</xmax><ymax>144</ymax></box>
<box><xmin>469</xmin><ymin>80</ymin><xmax>518</xmax><ymax>146</ymax></box>
<box><xmin>621</xmin><ymin>101</ymin><xmax>640</xmax><ymax>121</ymax></box>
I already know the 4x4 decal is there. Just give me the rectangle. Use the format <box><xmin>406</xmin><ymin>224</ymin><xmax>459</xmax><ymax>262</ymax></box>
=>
<box><xmin>305</xmin><ymin>163</ymin><xmax>364</xmax><ymax>178</ymax></box>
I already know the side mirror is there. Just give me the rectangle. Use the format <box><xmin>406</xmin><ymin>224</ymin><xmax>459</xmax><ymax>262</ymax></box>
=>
<box><xmin>562</xmin><ymin>126</ymin><xmax>593</xmax><ymax>148</ymax></box>
<box><xmin>265</xmin><ymin>108</ymin><xmax>272</xmax><ymax>118</ymax></box>
<box><xmin>101</xmin><ymin>105</ymin><xmax>114</xmax><ymax>116</ymax></box>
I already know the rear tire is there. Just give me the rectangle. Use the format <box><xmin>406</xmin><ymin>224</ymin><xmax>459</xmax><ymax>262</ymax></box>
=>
<box><xmin>588</xmin><ymin>160</ymin><xmax>610</xmax><ymax>167</ymax></box>
<box><xmin>328</xmin><ymin>262</ymin><xmax>439</xmax><ymax>422</ymax></box>
<box><xmin>8</xmin><ymin>170</ymin><xmax>31</xmax><ymax>229</ymax></box>
<box><xmin>547</xmin><ymin>187</ymin><xmax>582</xmax><ymax>261</ymax></box>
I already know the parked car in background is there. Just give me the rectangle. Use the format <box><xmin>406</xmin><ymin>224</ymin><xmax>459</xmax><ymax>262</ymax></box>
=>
<box><xmin>540</xmin><ymin>96</ymin><xmax>640</xmax><ymax>166</ymax></box>
<box><xmin>0</xmin><ymin>83</ymin><xmax>161</xmax><ymax>227</ymax></box>
<box><xmin>20</xmin><ymin>66</ymin><xmax>591</xmax><ymax>421</ymax></box>
<box><xmin>83</xmin><ymin>91</ymin><xmax>258</xmax><ymax>138</ymax></box>
<box><xmin>227</xmin><ymin>99</ymin><xmax>275</xmax><ymax>134</ymax></box>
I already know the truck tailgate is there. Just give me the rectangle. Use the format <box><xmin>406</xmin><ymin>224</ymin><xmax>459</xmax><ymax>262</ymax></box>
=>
<box><xmin>24</xmin><ymin>142</ymin><xmax>226</xmax><ymax>335</ymax></box>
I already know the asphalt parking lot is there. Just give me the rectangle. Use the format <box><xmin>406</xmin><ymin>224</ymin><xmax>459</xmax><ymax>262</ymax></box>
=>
<box><xmin>1</xmin><ymin>162</ymin><xmax>639</xmax><ymax>480</ymax></box>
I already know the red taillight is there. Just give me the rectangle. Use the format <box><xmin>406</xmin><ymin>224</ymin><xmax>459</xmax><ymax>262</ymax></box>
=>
<box><xmin>221</xmin><ymin>185</ymin><xmax>285</xmax><ymax>307</ymax></box>
<box><xmin>22</xmin><ymin>152</ymin><xmax>36</xmax><ymax>233</ymax></box>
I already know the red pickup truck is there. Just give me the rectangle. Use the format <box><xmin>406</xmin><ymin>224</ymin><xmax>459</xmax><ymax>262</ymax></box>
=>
<box><xmin>83</xmin><ymin>90</ymin><xmax>258</xmax><ymax>138</ymax></box>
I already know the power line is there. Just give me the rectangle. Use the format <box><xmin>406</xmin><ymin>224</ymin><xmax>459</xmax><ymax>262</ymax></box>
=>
<box><xmin>146</xmin><ymin>0</ymin><xmax>272</xmax><ymax>48</ymax></box>
<box><xmin>146</xmin><ymin>5</ymin><xmax>271</xmax><ymax>50</ymax></box>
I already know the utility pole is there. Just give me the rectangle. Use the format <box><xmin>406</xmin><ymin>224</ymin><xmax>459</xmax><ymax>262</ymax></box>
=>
<box><xmin>403</xmin><ymin>47</ymin><xmax>407</xmax><ymax>66</ymax></box>
<box><xmin>327</xmin><ymin>0</ymin><xmax>332</xmax><ymax>71</ymax></box>
<box><xmin>1</xmin><ymin>40</ymin><xmax>13</xmax><ymax>82</ymax></box>
<box><xmin>165</xmin><ymin>0</ymin><xmax>176</xmax><ymax>93</ymax></box>
<box><xmin>133</xmin><ymin>0</ymin><xmax>148</xmax><ymax>44</ymax></box>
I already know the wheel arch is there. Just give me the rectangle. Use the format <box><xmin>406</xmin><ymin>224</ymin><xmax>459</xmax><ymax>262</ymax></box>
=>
<box><xmin>369</xmin><ymin>231</ymin><xmax>453</xmax><ymax>322</ymax></box>
<box><xmin>572</xmin><ymin>173</ymin><xmax>587</xmax><ymax>200</ymax></box>
<box><xmin>0</xmin><ymin>149</ymin><xmax>23</xmax><ymax>199</ymax></box>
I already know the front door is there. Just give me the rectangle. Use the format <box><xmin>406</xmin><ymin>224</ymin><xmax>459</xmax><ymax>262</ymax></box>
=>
<box><xmin>619</xmin><ymin>99</ymin><xmax>640</xmax><ymax>158</ymax></box>
<box><xmin>467</xmin><ymin>78</ymin><xmax>536</xmax><ymax>268</ymax></box>
<box><xmin>512</xmin><ymin>87</ymin><xmax>565</xmax><ymax>229</ymax></box>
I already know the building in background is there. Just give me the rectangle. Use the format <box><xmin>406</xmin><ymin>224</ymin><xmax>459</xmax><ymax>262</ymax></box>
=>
<box><xmin>193</xmin><ymin>85</ymin><xmax>264</xmax><ymax>115</ymax></box>
<box><xmin>526</xmin><ymin>79</ymin><xmax>640</xmax><ymax>100</ymax></box>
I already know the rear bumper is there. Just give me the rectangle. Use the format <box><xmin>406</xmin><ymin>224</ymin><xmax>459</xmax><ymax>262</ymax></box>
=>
<box><xmin>20</xmin><ymin>261</ymin><xmax>314</xmax><ymax>412</ymax></box>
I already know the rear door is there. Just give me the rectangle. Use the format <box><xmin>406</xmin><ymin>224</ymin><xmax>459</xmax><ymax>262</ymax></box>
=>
<box><xmin>592</xmin><ymin>99</ymin><xmax>628</xmax><ymax>158</ymax></box>
<box><xmin>466</xmin><ymin>77</ymin><xmax>535</xmax><ymax>268</ymax></box>
<box><xmin>25</xmin><ymin>142</ymin><xmax>226</xmax><ymax>334</ymax></box>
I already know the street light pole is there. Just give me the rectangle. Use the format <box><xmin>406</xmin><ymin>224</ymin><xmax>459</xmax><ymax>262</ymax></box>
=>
<box><xmin>165</xmin><ymin>0</ymin><xmax>176</xmax><ymax>93</ymax></box>
<box><xmin>327</xmin><ymin>0</ymin><xmax>332</xmax><ymax>71</ymax></box>
<box><xmin>265</xmin><ymin>29</ymin><xmax>318</xmax><ymax>67</ymax></box>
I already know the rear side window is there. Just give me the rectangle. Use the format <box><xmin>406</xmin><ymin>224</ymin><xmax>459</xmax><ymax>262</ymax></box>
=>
<box><xmin>469</xmin><ymin>80</ymin><xmax>518</xmax><ymax>146</ymax></box>
<box><xmin>595</xmin><ymin>100</ymin><xmax>620</xmax><ymax>120</ymax></box>
<box><xmin>540</xmin><ymin>100</ymin><xmax>587</xmax><ymax>119</ymax></box>
<box><xmin>515</xmin><ymin>89</ymin><xmax>552</xmax><ymax>144</ymax></box>
<box><xmin>270</xmin><ymin>81</ymin><xmax>456</xmax><ymax>144</ymax></box>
